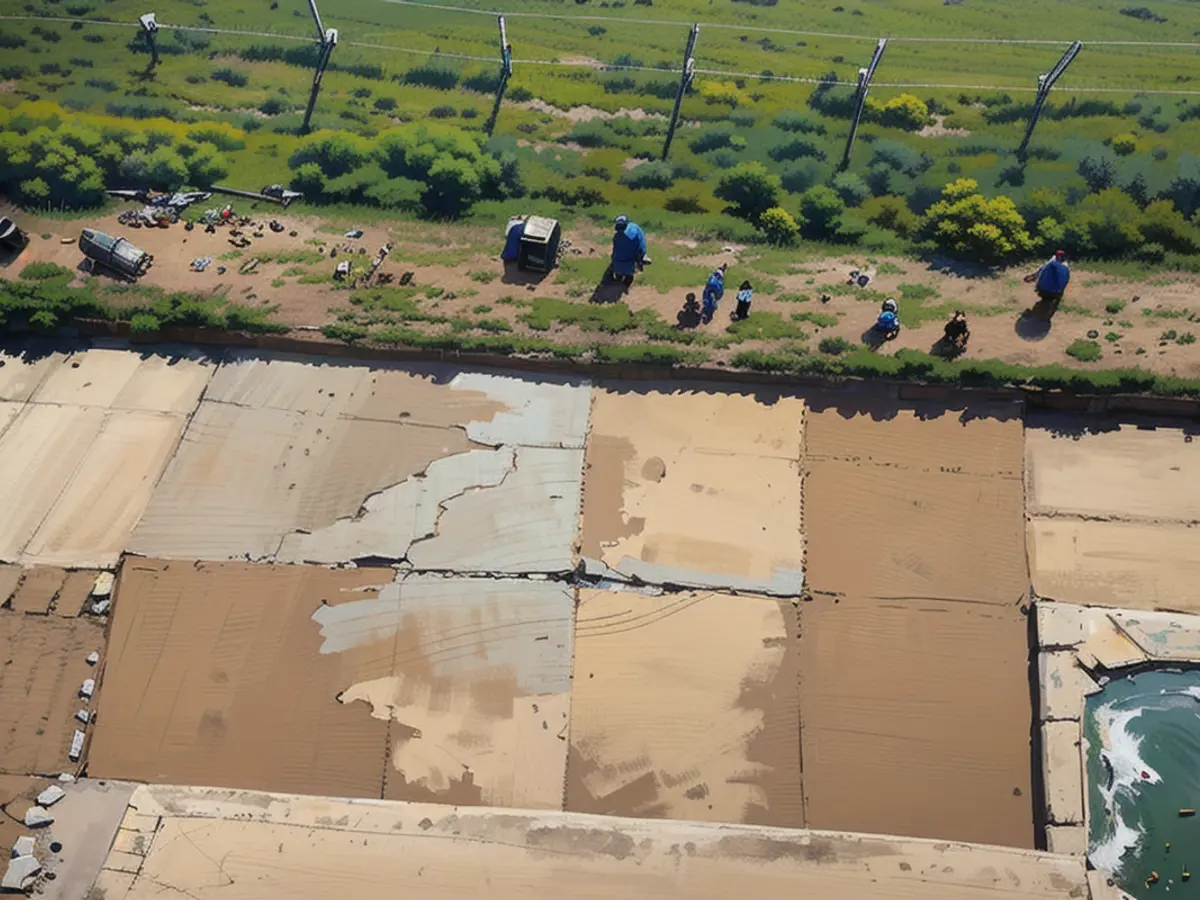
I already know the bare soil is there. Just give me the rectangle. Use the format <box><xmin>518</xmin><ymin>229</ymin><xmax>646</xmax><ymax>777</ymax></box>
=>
<box><xmin>12</xmin><ymin>210</ymin><xmax>1200</xmax><ymax>377</ymax></box>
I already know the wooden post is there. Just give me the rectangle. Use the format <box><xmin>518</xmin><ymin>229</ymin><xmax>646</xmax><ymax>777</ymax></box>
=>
<box><xmin>485</xmin><ymin>15</ymin><xmax>513</xmax><ymax>137</ymax></box>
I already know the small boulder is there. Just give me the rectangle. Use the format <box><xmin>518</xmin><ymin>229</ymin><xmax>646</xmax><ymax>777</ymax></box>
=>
<box><xmin>36</xmin><ymin>786</ymin><xmax>65</xmax><ymax>808</ymax></box>
<box><xmin>1</xmin><ymin>855</ymin><xmax>40</xmax><ymax>891</ymax></box>
<box><xmin>11</xmin><ymin>835</ymin><xmax>34</xmax><ymax>859</ymax></box>
<box><xmin>23</xmin><ymin>806</ymin><xmax>52</xmax><ymax>828</ymax></box>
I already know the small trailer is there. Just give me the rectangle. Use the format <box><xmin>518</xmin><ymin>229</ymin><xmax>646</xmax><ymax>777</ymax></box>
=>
<box><xmin>514</xmin><ymin>215</ymin><xmax>562</xmax><ymax>274</ymax></box>
<box><xmin>0</xmin><ymin>216</ymin><xmax>27</xmax><ymax>252</ymax></box>
<box><xmin>78</xmin><ymin>228</ymin><xmax>153</xmax><ymax>279</ymax></box>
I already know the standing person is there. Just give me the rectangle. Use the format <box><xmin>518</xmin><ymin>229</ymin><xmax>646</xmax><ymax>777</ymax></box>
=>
<box><xmin>701</xmin><ymin>264</ymin><xmax>726</xmax><ymax>323</ymax></box>
<box><xmin>943</xmin><ymin>310</ymin><xmax>969</xmax><ymax>351</ymax></box>
<box><xmin>734</xmin><ymin>280</ymin><xmax>753</xmax><ymax>320</ymax></box>
<box><xmin>610</xmin><ymin>214</ymin><xmax>647</xmax><ymax>287</ymax></box>
<box><xmin>1026</xmin><ymin>249</ymin><xmax>1070</xmax><ymax>317</ymax></box>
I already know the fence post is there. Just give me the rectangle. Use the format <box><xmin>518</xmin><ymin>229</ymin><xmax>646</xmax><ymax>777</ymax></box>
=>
<box><xmin>138</xmin><ymin>13</ymin><xmax>159</xmax><ymax>67</ymax></box>
<box><xmin>485</xmin><ymin>15</ymin><xmax>513</xmax><ymax>136</ymax></box>
<box><xmin>1018</xmin><ymin>41</ymin><xmax>1082</xmax><ymax>160</ymax></box>
<box><xmin>839</xmin><ymin>37</ymin><xmax>887</xmax><ymax>171</ymax></box>
<box><xmin>301</xmin><ymin>0</ymin><xmax>338</xmax><ymax>134</ymax></box>
<box><xmin>661</xmin><ymin>23</ymin><xmax>699</xmax><ymax>160</ymax></box>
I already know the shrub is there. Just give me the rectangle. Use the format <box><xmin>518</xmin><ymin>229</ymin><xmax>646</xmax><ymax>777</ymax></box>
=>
<box><xmin>690</xmin><ymin>130</ymin><xmax>739</xmax><ymax>154</ymax></box>
<box><xmin>819</xmin><ymin>335</ymin><xmax>853</xmax><ymax>355</ymax></box>
<box><xmin>758</xmin><ymin>207</ymin><xmax>802</xmax><ymax>246</ymax></box>
<box><xmin>799</xmin><ymin>185</ymin><xmax>847</xmax><ymax>239</ymax></box>
<box><xmin>1078</xmin><ymin>152</ymin><xmax>1118</xmax><ymax>192</ymax></box>
<box><xmin>211</xmin><ymin>67</ymin><xmax>249</xmax><ymax>87</ymax></box>
<box><xmin>430</xmin><ymin>105</ymin><xmax>457</xmax><ymax>119</ymax></box>
<box><xmin>1064</xmin><ymin>188</ymin><xmax>1145</xmax><ymax>257</ymax></box>
<box><xmin>830</xmin><ymin>171</ymin><xmax>870</xmax><ymax>207</ymax></box>
<box><xmin>1065</xmin><ymin>338</ymin><xmax>1102</xmax><ymax>362</ymax></box>
<box><xmin>1105</xmin><ymin>299</ymin><xmax>1127</xmax><ymax>314</ymax></box>
<box><xmin>698</xmin><ymin>80</ymin><xmax>751</xmax><ymax>107</ymax></box>
<box><xmin>773</xmin><ymin>111</ymin><xmax>824</xmax><ymax>134</ymax></box>
<box><xmin>862</xmin><ymin>195</ymin><xmax>919</xmax><ymax>236</ymax></box>
<box><xmin>374</xmin><ymin>96</ymin><xmax>398</xmax><ymax>112</ymax></box>
<box><xmin>259</xmin><ymin>96</ymin><xmax>287</xmax><ymax>115</ymax></box>
<box><xmin>920</xmin><ymin>178</ymin><xmax>1033</xmax><ymax>264</ymax></box>
<box><xmin>868</xmin><ymin>93</ymin><xmax>932</xmax><ymax>130</ymax></box>
<box><xmin>402</xmin><ymin>63</ymin><xmax>459</xmax><ymax>90</ymax></box>
<box><xmin>715</xmin><ymin>163</ymin><xmax>781</xmax><ymax>219</ymax></box>
<box><xmin>1110</xmin><ymin>133</ymin><xmax>1137</xmax><ymax>156</ymax></box>
<box><xmin>768</xmin><ymin>137</ymin><xmax>825</xmax><ymax>162</ymax></box>
<box><xmin>128</xmin><ymin>312</ymin><xmax>161</xmax><ymax>334</ymax></box>
<box><xmin>619</xmin><ymin>161</ymin><xmax>675</xmax><ymax>190</ymax></box>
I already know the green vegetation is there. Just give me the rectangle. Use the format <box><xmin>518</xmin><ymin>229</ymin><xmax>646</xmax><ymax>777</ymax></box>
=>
<box><xmin>1066</xmin><ymin>338</ymin><xmax>1104</xmax><ymax>361</ymax></box>
<box><xmin>818</xmin><ymin>336</ymin><xmax>855</xmax><ymax>355</ymax></box>
<box><xmin>519</xmin><ymin>297</ymin><xmax>645</xmax><ymax>333</ymax></box>
<box><xmin>725</xmin><ymin>312</ymin><xmax>807</xmax><ymax>341</ymax></box>
<box><xmin>1105</xmin><ymin>299</ymin><xmax>1128</xmax><ymax>314</ymax></box>
<box><xmin>0</xmin><ymin>264</ymin><xmax>286</xmax><ymax>333</ymax></box>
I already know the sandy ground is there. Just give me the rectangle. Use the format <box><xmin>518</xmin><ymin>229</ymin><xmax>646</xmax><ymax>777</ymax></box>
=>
<box><xmin>566</xmin><ymin>588</ymin><xmax>803</xmax><ymax>827</ymax></box>
<box><xmin>800</xmin><ymin>401</ymin><xmax>1035</xmax><ymax>848</ymax></box>
<box><xmin>0</xmin><ymin>609</ymin><xmax>104</xmax><ymax>776</ymax></box>
<box><xmin>12</xmin><ymin>211</ymin><xmax>1200</xmax><ymax>376</ymax></box>
<box><xmin>580</xmin><ymin>384</ymin><xmax>806</xmax><ymax>595</ymax></box>
<box><xmin>1025</xmin><ymin>415</ymin><xmax>1200</xmax><ymax>613</ymax></box>
<box><xmin>90</xmin><ymin>785</ymin><xmax>1089</xmax><ymax>900</ymax></box>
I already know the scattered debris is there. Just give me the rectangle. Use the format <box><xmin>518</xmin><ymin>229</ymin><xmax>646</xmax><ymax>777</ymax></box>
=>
<box><xmin>1182</xmin><ymin>808</ymin><xmax>1196</xmax><ymax>817</ymax></box>
<box><xmin>75</xmin><ymin>709</ymin><xmax>91</xmax><ymax>724</ymax></box>
<box><xmin>1</xmin><ymin>855</ymin><xmax>40</xmax><ymax>891</ymax></box>
<box><xmin>36</xmin><ymin>785</ymin><xmax>65</xmax><ymax>808</ymax></box>
<box><xmin>344</xmin><ymin>229</ymin><xmax>364</xmax><ymax>239</ymax></box>
<box><xmin>239</xmin><ymin>258</ymin><xmax>260</xmax><ymax>276</ymax></box>
<box><xmin>334</xmin><ymin>260</ymin><xmax>351</xmax><ymax>281</ymax></box>
<box><xmin>217</xmin><ymin>265</ymin><xmax>227</xmax><ymax>275</ymax></box>
<box><xmin>261</xmin><ymin>184</ymin><xmax>303</xmax><ymax>205</ymax></box>
<box><xmin>68</xmin><ymin>730</ymin><xmax>86</xmax><ymax>761</ymax></box>
<box><xmin>79</xmin><ymin>679</ymin><xmax>95</xmax><ymax>700</ymax></box>
<box><xmin>269</xmin><ymin>220</ymin><xmax>285</xmax><ymax>233</ymax></box>
<box><xmin>89</xmin><ymin>597</ymin><xmax>111</xmax><ymax>616</ymax></box>
<box><xmin>59</xmin><ymin>237</ymin><xmax>73</xmax><ymax>245</ymax></box>
<box><xmin>11</xmin><ymin>836</ymin><xmax>35</xmax><ymax>858</ymax></box>
<box><xmin>190</xmin><ymin>257</ymin><xmax>213</xmax><ymax>273</ymax></box>
<box><xmin>57</xmin><ymin>774</ymin><xmax>75</xmax><ymax>784</ymax></box>
<box><xmin>86</xmin><ymin>651</ymin><xmax>99</xmax><ymax>665</ymax></box>
<box><xmin>23</xmin><ymin>806</ymin><xmax>52</xmax><ymax>828</ymax></box>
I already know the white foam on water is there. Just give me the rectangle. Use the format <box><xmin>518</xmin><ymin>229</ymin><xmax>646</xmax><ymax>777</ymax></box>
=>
<box><xmin>1090</xmin><ymin>703</ymin><xmax>1161</xmax><ymax>875</ymax></box>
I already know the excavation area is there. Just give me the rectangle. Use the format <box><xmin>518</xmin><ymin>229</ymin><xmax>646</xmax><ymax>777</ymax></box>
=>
<box><xmin>15</xmin><ymin>338</ymin><xmax>1200</xmax><ymax>889</ymax></box>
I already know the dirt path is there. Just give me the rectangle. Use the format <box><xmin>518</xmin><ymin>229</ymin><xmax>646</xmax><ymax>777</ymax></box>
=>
<box><xmin>10</xmin><ymin>210</ymin><xmax>1200</xmax><ymax>376</ymax></box>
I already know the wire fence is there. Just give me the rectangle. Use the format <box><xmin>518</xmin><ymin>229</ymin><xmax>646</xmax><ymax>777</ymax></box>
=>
<box><xmin>6</xmin><ymin>9</ymin><xmax>1200</xmax><ymax>96</ymax></box>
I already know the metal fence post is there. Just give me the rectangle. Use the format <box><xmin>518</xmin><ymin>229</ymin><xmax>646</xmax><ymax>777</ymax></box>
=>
<box><xmin>661</xmin><ymin>23</ymin><xmax>699</xmax><ymax>160</ymax></box>
<box><xmin>485</xmin><ymin>15</ymin><xmax>513</xmax><ymax>136</ymax></box>
<box><xmin>1018</xmin><ymin>41</ymin><xmax>1082</xmax><ymax>160</ymax></box>
<box><xmin>839</xmin><ymin>37</ymin><xmax>887</xmax><ymax>171</ymax></box>
<box><xmin>301</xmin><ymin>0</ymin><xmax>338</xmax><ymax>134</ymax></box>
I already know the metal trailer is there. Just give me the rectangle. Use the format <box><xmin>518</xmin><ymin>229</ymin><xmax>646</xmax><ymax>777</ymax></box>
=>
<box><xmin>0</xmin><ymin>216</ymin><xmax>27</xmax><ymax>252</ymax></box>
<box><xmin>517</xmin><ymin>215</ymin><xmax>562</xmax><ymax>274</ymax></box>
<box><xmin>78</xmin><ymin>228</ymin><xmax>153</xmax><ymax>279</ymax></box>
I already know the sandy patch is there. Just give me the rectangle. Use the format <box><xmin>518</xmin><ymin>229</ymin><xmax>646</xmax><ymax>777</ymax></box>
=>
<box><xmin>1025</xmin><ymin>419</ymin><xmax>1200</xmax><ymax>521</ymax></box>
<box><xmin>517</xmin><ymin>99</ymin><xmax>667</xmax><ymax>122</ymax></box>
<box><xmin>800</xmin><ymin>595</ymin><xmax>1034</xmax><ymax>848</ymax></box>
<box><xmin>566</xmin><ymin>588</ymin><xmax>803</xmax><ymax>827</ymax></box>
<box><xmin>580</xmin><ymin>385</ymin><xmax>806</xmax><ymax>594</ymax></box>
<box><xmin>87</xmin><ymin>559</ymin><xmax>396</xmax><ymax>798</ymax></box>
<box><xmin>918</xmin><ymin>114</ymin><xmax>971</xmax><ymax>137</ymax></box>
<box><xmin>0</xmin><ymin>612</ymin><xmax>104</xmax><ymax>775</ymax></box>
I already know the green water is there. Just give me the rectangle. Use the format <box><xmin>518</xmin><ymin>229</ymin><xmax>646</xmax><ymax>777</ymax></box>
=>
<box><xmin>1085</xmin><ymin>670</ymin><xmax>1200</xmax><ymax>899</ymax></box>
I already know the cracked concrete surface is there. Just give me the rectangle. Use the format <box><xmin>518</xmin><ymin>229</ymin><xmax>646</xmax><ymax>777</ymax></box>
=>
<box><xmin>130</xmin><ymin>354</ymin><xmax>592</xmax><ymax>568</ymax></box>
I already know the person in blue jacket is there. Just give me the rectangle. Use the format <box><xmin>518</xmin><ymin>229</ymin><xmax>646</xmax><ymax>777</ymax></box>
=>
<box><xmin>875</xmin><ymin>297</ymin><xmax>900</xmax><ymax>340</ymax></box>
<box><xmin>701</xmin><ymin>265</ymin><xmax>727</xmax><ymax>323</ymax></box>
<box><xmin>610</xmin><ymin>215</ymin><xmax>647</xmax><ymax>285</ymax></box>
<box><xmin>1029</xmin><ymin>249</ymin><xmax>1071</xmax><ymax>315</ymax></box>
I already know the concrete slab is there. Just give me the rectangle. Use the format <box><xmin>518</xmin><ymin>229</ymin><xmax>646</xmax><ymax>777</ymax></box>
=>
<box><xmin>0</xmin><ymin>614</ymin><xmax>104</xmax><ymax>775</ymax></box>
<box><xmin>405</xmin><ymin>446</ymin><xmax>584</xmax><ymax>574</ymax></box>
<box><xmin>1045</xmin><ymin>824</ymin><xmax>1087</xmax><ymax>857</ymax></box>
<box><xmin>97</xmin><ymin>785</ymin><xmax>1088</xmax><ymax>900</ymax></box>
<box><xmin>278</xmin><ymin>447</ymin><xmax>514</xmax><ymax>565</ymax></box>
<box><xmin>0</xmin><ymin>351</ymin><xmax>60</xmax><ymax>403</ymax></box>
<box><xmin>0</xmin><ymin>564</ymin><xmax>19</xmax><ymax>608</ymax></box>
<box><xmin>0</xmin><ymin>776</ymin><xmax>49</xmax><ymax>855</ymax></box>
<box><xmin>447</xmin><ymin>371</ymin><xmax>591</xmax><ymax>448</ymax></box>
<box><xmin>1076</xmin><ymin>615</ymin><xmax>1148</xmax><ymax>670</ymax></box>
<box><xmin>203</xmin><ymin>351</ymin><xmax>373</xmax><ymax>414</ymax></box>
<box><xmin>88</xmin><ymin>560</ymin><xmax>397</xmax><ymax>798</ymax></box>
<box><xmin>1042</xmin><ymin>719</ymin><xmax>1083</xmax><ymax>825</ymax></box>
<box><xmin>1109</xmin><ymin>608</ymin><xmax>1200</xmax><ymax>660</ymax></box>
<box><xmin>580</xmin><ymin>387</ymin><xmax>805</xmax><ymax>595</ymax></box>
<box><xmin>566</xmin><ymin>588</ymin><xmax>802</xmax><ymax>827</ymax></box>
<box><xmin>29</xmin><ymin>348</ymin><xmax>212</xmax><ymax>413</ymax></box>
<box><xmin>1036</xmin><ymin>601</ymin><xmax>1088</xmax><ymax>648</ymax></box>
<box><xmin>9</xmin><ymin>566</ymin><xmax>66</xmax><ymax>614</ymax></box>
<box><xmin>1028</xmin><ymin>518</ymin><xmax>1200</xmax><ymax>613</ymax></box>
<box><xmin>1037</xmin><ymin>652</ymin><xmax>1095</xmax><ymax>721</ymax></box>
<box><xmin>800</xmin><ymin>595</ymin><xmax>1034</xmax><ymax>848</ymax></box>
<box><xmin>37</xmin><ymin>779</ymin><xmax>137</xmax><ymax>900</ymax></box>
<box><xmin>1025</xmin><ymin>421</ymin><xmax>1200</xmax><ymax>521</ymax></box>
<box><xmin>54</xmin><ymin>570</ymin><xmax>97</xmax><ymax>618</ymax></box>
<box><xmin>0</xmin><ymin>400</ymin><xmax>20</xmax><ymax>438</ymax></box>
<box><xmin>317</xmin><ymin>577</ymin><xmax>575</xmax><ymax>809</ymax></box>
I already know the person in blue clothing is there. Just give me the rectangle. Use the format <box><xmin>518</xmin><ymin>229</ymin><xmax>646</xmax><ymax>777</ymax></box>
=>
<box><xmin>610</xmin><ymin>215</ymin><xmax>648</xmax><ymax>287</ymax></box>
<box><xmin>1027</xmin><ymin>249</ymin><xmax>1071</xmax><ymax>316</ymax></box>
<box><xmin>875</xmin><ymin>297</ymin><xmax>900</xmax><ymax>340</ymax></box>
<box><xmin>701</xmin><ymin>265</ymin><xmax>727</xmax><ymax>323</ymax></box>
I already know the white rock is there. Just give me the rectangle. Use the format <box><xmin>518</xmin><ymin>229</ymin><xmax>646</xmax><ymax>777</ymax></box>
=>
<box><xmin>1</xmin><ymin>855</ymin><xmax>40</xmax><ymax>891</ymax></box>
<box><xmin>85</xmin><ymin>651</ymin><xmax>100</xmax><ymax>665</ymax></box>
<box><xmin>23</xmin><ymin>807</ymin><xmax>52</xmax><ymax>828</ymax></box>
<box><xmin>10</xmin><ymin>836</ymin><xmax>34</xmax><ymax>859</ymax></box>
<box><xmin>68</xmin><ymin>730</ymin><xmax>85</xmax><ymax>761</ymax></box>
<box><xmin>89</xmin><ymin>598</ymin><xmax>111</xmax><ymax>615</ymax></box>
<box><xmin>79</xmin><ymin>679</ymin><xmax>95</xmax><ymax>700</ymax></box>
<box><xmin>91</xmin><ymin>572</ymin><xmax>115</xmax><ymax>597</ymax></box>
<box><xmin>36</xmin><ymin>786</ymin><xmax>65</xmax><ymax>808</ymax></box>
<box><xmin>75</xmin><ymin>709</ymin><xmax>91</xmax><ymax>724</ymax></box>
<box><xmin>57</xmin><ymin>774</ymin><xmax>75</xmax><ymax>783</ymax></box>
